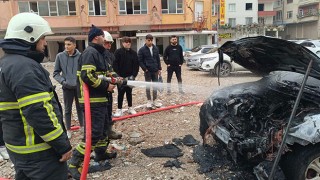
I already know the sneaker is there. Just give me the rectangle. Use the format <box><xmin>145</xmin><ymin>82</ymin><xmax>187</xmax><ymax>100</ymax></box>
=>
<box><xmin>179</xmin><ymin>90</ymin><xmax>185</xmax><ymax>94</ymax></box>
<box><xmin>114</xmin><ymin>109</ymin><xmax>123</xmax><ymax>117</ymax></box>
<box><xmin>154</xmin><ymin>100</ymin><xmax>162</xmax><ymax>108</ymax></box>
<box><xmin>128</xmin><ymin>107</ymin><xmax>137</xmax><ymax>115</ymax></box>
<box><xmin>0</xmin><ymin>147</ymin><xmax>9</xmax><ymax>160</ymax></box>
<box><xmin>146</xmin><ymin>100</ymin><xmax>153</xmax><ymax>108</ymax></box>
<box><xmin>67</xmin><ymin>130</ymin><xmax>72</xmax><ymax>139</ymax></box>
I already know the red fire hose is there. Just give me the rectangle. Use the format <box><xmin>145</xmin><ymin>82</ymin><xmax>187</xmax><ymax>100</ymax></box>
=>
<box><xmin>113</xmin><ymin>101</ymin><xmax>203</xmax><ymax>121</ymax></box>
<box><xmin>80</xmin><ymin>83</ymin><xmax>92</xmax><ymax>180</ymax></box>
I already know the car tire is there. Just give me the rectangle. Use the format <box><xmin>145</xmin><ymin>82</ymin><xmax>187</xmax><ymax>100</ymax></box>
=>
<box><xmin>280</xmin><ymin>144</ymin><xmax>320</xmax><ymax>180</ymax></box>
<box><xmin>214</xmin><ymin>61</ymin><xmax>231</xmax><ymax>77</ymax></box>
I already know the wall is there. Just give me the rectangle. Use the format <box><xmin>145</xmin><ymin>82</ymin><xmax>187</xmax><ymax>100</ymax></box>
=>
<box><xmin>226</xmin><ymin>0</ymin><xmax>259</xmax><ymax>25</ymax></box>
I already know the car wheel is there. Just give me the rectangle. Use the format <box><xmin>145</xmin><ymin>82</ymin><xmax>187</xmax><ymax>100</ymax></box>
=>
<box><xmin>214</xmin><ymin>61</ymin><xmax>231</xmax><ymax>77</ymax></box>
<box><xmin>280</xmin><ymin>144</ymin><xmax>320</xmax><ymax>180</ymax></box>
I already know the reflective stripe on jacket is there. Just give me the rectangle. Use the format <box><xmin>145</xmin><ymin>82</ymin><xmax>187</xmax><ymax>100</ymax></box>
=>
<box><xmin>0</xmin><ymin>53</ymin><xmax>72</xmax><ymax>159</ymax></box>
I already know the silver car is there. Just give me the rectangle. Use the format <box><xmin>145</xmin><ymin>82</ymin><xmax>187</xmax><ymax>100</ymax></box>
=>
<box><xmin>186</xmin><ymin>46</ymin><xmax>217</xmax><ymax>70</ymax></box>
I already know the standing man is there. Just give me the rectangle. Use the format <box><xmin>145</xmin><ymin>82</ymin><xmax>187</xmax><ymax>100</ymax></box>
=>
<box><xmin>102</xmin><ymin>31</ymin><xmax>122</xmax><ymax>139</ymax></box>
<box><xmin>138</xmin><ymin>34</ymin><xmax>162</xmax><ymax>108</ymax></box>
<box><xmin>113</xmin><ymin>36</ymin><xmax>139</xmax><ymax>117</ymax></box>
<box><xmin>68</xmin><ymin>25</ymin><xmax>116</xmax><ymax>179</ymax></box>
<box><xmin>163</xmin><ymin>35</ymin><xmax>184</xmax><ymax>94</ymax></box>
<box><xmin>0</xmin><ymin>13</ymin><xmax>72</xmax><ymax>180</ymax></box>
<box><xmin>53</xmin><ymin>36</ymin><xmax>84</xmax><ymax>139</ymax></box>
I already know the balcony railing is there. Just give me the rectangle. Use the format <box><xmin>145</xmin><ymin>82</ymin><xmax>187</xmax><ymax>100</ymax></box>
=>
<box><xmin>297</xmin><ymin>10</ymin><xmax>320</xmax><ymax>19</ymax></box>
<box><xmin>299</xmin><ymin>0</ymin><xmax>320</xmax><ymax>7</ymax></box>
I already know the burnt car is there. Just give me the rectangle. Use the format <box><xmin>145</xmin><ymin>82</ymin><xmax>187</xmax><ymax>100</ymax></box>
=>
<box><xmin>199</xmin><ymin>36</ymin><xmax>320</xmax><ymax>180</ymax></box>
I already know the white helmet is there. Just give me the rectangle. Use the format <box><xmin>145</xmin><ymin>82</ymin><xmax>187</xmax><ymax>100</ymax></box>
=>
<box><xmin>5</xmin><ymin>12</ymin><xmax>53</xmax><ymax>43</ymax></box>
<box><xmin>103</xmin><ymin>31</ymin><xmax>114</xmax><ymax>43</ymax></box>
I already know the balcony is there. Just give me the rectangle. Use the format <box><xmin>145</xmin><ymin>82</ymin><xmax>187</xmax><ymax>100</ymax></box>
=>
<box><xmin>258</xmin><ymin>11</ymin><xmax>277</xmax><ymax>17</ymax></box>
<box><xmin>299</xmin><ymin>0</ymin><xmax>320</xmax><ymax>7</ymax></box>
<box><xmin>297</xmin><ymin>11</ymin><xmax>319</xmax><ymax>22</ymax></box>
<box><xmin>258</xmin><ymin>0</ymin><xmax>276</xmax><ymax>2</ymax></box>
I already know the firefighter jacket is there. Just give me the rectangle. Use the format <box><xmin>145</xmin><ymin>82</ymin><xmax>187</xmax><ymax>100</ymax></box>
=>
<box><xmin>77</xmin><ymin>43</ymin><xmax>111</xmax><ymax>107</ymax></box>
<box><xmin>0</xmin><ymin>39</ymin><xmax>72</xmax><ymax>160</ymax></box>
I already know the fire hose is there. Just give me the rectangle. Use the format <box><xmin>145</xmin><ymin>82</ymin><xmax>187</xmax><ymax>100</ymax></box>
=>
<box><xmin>80</xmin><ymin>83</ymin><xmax>92</xmax><ymax>180</ymax></box>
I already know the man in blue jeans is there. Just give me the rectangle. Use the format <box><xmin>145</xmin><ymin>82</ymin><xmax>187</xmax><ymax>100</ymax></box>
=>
<box><xmin>138</xmin><ymin>34</ymin><xmax>162</xmax><ymax>108</ymax></box>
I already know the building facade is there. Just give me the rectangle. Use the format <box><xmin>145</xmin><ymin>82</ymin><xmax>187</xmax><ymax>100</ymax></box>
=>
<box><xmin>0</xmin><ymin>0</ymin><xmax>219</xmax><ymax>61</ymax></box>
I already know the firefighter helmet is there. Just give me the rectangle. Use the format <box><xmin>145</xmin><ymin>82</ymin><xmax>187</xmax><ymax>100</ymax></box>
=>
<box><xmin>5</xmin><ymin>12</ymin><xmax>53</xmax><ymax>43</ymax></box>
<box><xmin>103</xmin><ymin>31</ymin><xmax>114</xmax><ymax>43</ymax></box>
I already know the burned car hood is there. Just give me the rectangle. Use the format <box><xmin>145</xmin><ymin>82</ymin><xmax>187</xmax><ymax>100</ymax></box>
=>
<box><xmin>219</xmin><ymin>36</ymin><xmax>320</xmax><ymax>79</ymax></box>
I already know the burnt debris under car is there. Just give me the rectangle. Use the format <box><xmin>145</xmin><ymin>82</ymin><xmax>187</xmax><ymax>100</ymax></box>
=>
<box><xmin>199</xmin><ymin>36</ymin><xmax>320</xmax><ymax>180</ymax></box>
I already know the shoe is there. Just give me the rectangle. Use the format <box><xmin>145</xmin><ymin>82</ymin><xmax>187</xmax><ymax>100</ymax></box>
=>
<box><xmin>0</xmin><ymin>146</ymin><xmax>9</xmax><ymax>160</ymax></box>
<box><xmin>146</xmin><ymin>100</ymin><xmax>153</xmax><ymax>108</ymax></box>
<box><xmin>154</xmin><ymin>100</ymin><xmax>162</xmax><ymax>108</ymax></box>
<box><xmin>167</xmin><ymin>91</ymin><xmax>171</xmax><ymax>95</ymax></box>
<box><xmin>128</xmin><ymin>107</ymin><xmax>137</xmax><ymax>115</ymax></box>
<box><xmin>94</xmin><ymin>151</ymin><xmax>117</xmax><ymax>162</ymax></box>
<box><xmin>68</xmin><ymin>164</ymin><xmax>81</xmax><ymax>180</ymax></box>
<box><xmin>179</xmin><ymin>90</ymin><xmax>185</xmax><ymax>94</ymax></box>
<box><xmin>67</xmin><ymin>130</ymin><xmax>72</xmax><ymax>139</ymax></box>
<box><xmin>109</xmin><ymin>129</ymin><xmax>122</xmax><ymax>140</ymax></box>
<box><xmin>113</xmin><ymin>109</ymin><xmax>123</xmax><ymax>117</ymax></box>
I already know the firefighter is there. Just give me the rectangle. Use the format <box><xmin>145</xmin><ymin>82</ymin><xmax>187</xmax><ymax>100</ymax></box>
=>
<box><xmin>0</xmin><ymin>13</ymin><xmax>72</xmax><ymax>180</ymax></box>
<box><xmin>68</xmin><ymin>25</ymin><xmax>116</xmax><ymax>179</ymax></box>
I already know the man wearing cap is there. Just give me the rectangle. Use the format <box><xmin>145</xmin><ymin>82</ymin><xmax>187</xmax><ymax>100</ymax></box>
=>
<box><xmin>138</xmin><ymin>34</ymin><xmax>162</xmax><ymax>108</ymax></box>
<box><xmin>68</xmin><ymin>25</ymin><xmax>116</xmax><ymax>179</ymax></box>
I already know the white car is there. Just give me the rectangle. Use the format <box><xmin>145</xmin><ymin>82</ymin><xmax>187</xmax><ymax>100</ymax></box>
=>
<box><xmin>297</xmin><ymin>40</ymin><xmax>320</xmax><ymax>57</ymax></box>
<box><xmin>184</xmin><ymin>45</ymin><xmax>217</xmax><ymax>61</ymax></box>
<box><xmin>200</xmin><ymin>52</ymin><xmax>247</xmax><ymax>77</ymax></box>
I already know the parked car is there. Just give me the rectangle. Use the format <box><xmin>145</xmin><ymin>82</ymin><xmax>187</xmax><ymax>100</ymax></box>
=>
<box><xmin>184</xmin><ymin>45</ymin><xmax>216</xmax><ymax>61</ymax></box>
<box><xmin>200</xmin><ymin>36</ymin><xmax>320</xmax><ymax>180</ymax></box>
<box><xmin>199</xmin><ymin>52</ymin><xmax>247</xmax><ymax>77</ymax></box>
<box><xmin>186</xmin><ymin>47</ymin><xmax>218</xmax><ymax>70</ymax></box>
<box><xmin>297</xmin><ymin>40</ymin><xmax>320</xmax><ymax>57</ymax></box>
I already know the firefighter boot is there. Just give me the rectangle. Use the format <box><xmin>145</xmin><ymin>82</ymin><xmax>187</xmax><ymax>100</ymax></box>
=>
<box><xmin>94</xmin><ymin>147</ymin><xmax>117</xmax><ymax>162</ymax></box>
<box><xmin>108</xmin><ymin>126</ymin><xmax>122</xmax><ymax>140</ymax></box>
<box><xmin>68</xmin><ymin>150</ymin><xmax>84</xmax><ymax>180</ymax></box>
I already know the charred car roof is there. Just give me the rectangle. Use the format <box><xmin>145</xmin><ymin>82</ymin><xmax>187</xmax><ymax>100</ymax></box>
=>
<box><xmin>219</xmin><ymin>36</ymin><xmax>320</xmax><ymax>79</ymax></box>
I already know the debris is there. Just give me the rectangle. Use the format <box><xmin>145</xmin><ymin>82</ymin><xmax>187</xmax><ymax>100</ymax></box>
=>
<box><xmin>141</xmin><ymin>144</ymin><xmax>183</xmax><ymax>158</ymax></box>
<box><xmin>163</xmin><ymin>159</ymin><xmax>183</xmax><ymax>168</ymax></box>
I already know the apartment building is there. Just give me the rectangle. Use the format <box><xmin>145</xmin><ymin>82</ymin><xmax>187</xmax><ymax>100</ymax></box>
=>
<box><xmin>216</xmin><ymin>0</ymin><xmax>276</xmax><ymax>41</ymax></box>
<box><xmin>0</xmin><ymin>0</ymin><xmax>218</xmax><ymax>61</ymax></box>
<box><xmin>275</xmin><ymin>0</ymin><xmax>319</xmax><ymax>39</ymax></box>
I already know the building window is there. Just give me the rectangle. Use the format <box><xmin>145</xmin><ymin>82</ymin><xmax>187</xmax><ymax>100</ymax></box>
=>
<box><xmin>89</xmin><ymin>0</ymin><xmax>106</xmax><ymax>15</ymax></box>
<box><xmin>228</xmin><ymin>3</ymin><xmax>235</xmax><ymax>12</ymax></box>
<box><xmin>287</xmin><ymin>0</ymin><xmax>293</xmax><ymax>3</ymax></box>
<box><xmin>211</xmin><ymin>0</ymin><xmax>215</xmax><ymax>16</ymax></box>
<box><xmin>258</xmin><ymin>4</ymin><xmax>264</xmax><ymax>11</ymax></box>
<box><xmin>228</xmin><ymin>18</ymin><xmax>236</xmax><ymax>27</ymax></box>
<box><xmin>287</xmin><ymin>11</ymin><xmax>292</xmax><ymax>19</ymax></box>
<box><xmin>245</xmin><ymin>17</ymin><xmax>253</xmax><ymax>25</ymax></box>
<box><xmin>275</xmin><ymin>10</ymin><xmax>283</xmax><ymax>21</ymax></box>
<box><xmin>18</xmin><ymin>1</ymin><xmax>76</xmax><ymax>16</ymax></box>
<box><xmin>258</xmin><ymin>17</ymin><xmax>265</xmax><ymax>25</ymax></box>
<box><xmin>245</xmin><ymin>3</ymin><xmax>252</xmax><ymax>11</ymax></box>
<box><xmin>161</xmin><ymin>0</ymin><xmax>183</xmax><ymax>14</ymax></box>
<box><xmin>119</xmin><ymin>0</ymin><xmax>147</xmax><ymax>14</ymax></box>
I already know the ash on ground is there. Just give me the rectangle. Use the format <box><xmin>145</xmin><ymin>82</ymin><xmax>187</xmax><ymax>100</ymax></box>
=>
<box><xmin>193</xmin><ymin>143</ymin><xmax>256</xmax><ymax>180</ymax></box>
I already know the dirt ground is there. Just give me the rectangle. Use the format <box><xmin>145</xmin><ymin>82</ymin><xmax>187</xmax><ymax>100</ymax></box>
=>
<box><xmin>0</xmin><ymin>61</ymin><xmax>261</xmax><ymax>179</ymax></box>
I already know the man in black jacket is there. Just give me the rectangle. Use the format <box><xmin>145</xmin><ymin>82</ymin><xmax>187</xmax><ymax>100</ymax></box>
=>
<box><xmin>138</xmin><ymin>34</ymin><xmax>162</xmax><ymax>108</ymax></box>
<box><xmin>163</xmin><ymin>35</ymin><xmax>184</xmax><ymax>94</ymax></box>
<box><xmin>0</xmin><ymin>12</ymin><xmax>72</xmax><ymax>180</ymax></box>
<box><xmin>113</xmin><ymin>36</ymin><xmax>139</xmax><ymax>116</ymax></box>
